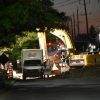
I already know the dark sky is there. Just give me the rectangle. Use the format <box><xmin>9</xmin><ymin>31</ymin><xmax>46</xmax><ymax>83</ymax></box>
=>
<box><xmin>53</xmin><ymin>0</ymin><xmax>100</xmax><ymax>34</ymax></box>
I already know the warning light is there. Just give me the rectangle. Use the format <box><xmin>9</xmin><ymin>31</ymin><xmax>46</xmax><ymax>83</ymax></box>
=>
<box><xmin>48</xmin><ymin>42</ymin><xmax>51</xmax><ymax>46</ymax></box>
<box><xmin>47</xmin><ymin>41</ymin><xmax>52</xmax><ymax>46</ymax></box>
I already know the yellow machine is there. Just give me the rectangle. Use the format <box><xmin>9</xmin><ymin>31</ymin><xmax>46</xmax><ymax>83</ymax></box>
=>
<box><xmin>69</xmin><ymin>52</ymin><xmax>100</xmax><ymax>68</ymax></box>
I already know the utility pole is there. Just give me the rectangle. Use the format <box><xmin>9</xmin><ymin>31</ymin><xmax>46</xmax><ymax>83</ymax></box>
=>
<box><xmin>83</xmin><ymin>0</ymin><xmax>89</xmax><ymax>34</ymax></box>
<box><xmin>70</xmin><ymin>17</ymin><xmax>74</xmax><ymax>39</ymax></box>
<box><xmin>77</xmin><ymin>7</ymin><xmax>80</xmax><ymax>35</ymax></box>
<box><xmin>73</xmin><ymin>13</ymin><xmax>76</xmax><ymax>38</ymax></box>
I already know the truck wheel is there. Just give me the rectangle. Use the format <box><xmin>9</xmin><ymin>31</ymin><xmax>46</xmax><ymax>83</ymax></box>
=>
<box><xmin>40</xmin><ymin>69</ymin><xmax>45</xmax><ymax>79</ymax></box>
<box><xmin>40</xmin><ymin>73</ymin><xmax>44</xmax><ymax>79</ymax></box>
<box><xmin>23</xmin><ymin>75</ymin><xmax>26</xmax><ymax>80</ymax></box>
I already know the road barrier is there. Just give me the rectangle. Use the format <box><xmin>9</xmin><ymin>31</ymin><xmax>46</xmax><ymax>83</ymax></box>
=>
<box><xmin>8</xmin><ymin>66</ymin><xmax>13</xmax><ymax>79</ymax></box>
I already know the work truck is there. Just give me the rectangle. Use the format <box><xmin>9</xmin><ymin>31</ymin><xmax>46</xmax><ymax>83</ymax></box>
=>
<box><xmin>21</xmin><ymin>49</ymin><xmax>44</xmax><ymax>80</ymax></box>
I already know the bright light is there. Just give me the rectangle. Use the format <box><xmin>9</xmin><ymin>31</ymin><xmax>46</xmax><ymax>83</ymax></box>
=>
<box><xmin>99</xmin><ymin>33</ymin><xmax>100</xmax><ymax>42</ymax></box>
<box><xmin>47</xmin><ymin>42</ymin><xmax>52</xmax><ymax>46</ymax></box>
<box><xmin>48</xmin><ymin>42</ymin><xmax>51</xmax><ymax>45</ymax></box>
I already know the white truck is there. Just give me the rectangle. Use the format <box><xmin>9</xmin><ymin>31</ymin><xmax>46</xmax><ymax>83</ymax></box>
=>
<box><xmin>21</xmin><ymin>49</ymin><xmax>44</xmax><ymax>80</ymax></box>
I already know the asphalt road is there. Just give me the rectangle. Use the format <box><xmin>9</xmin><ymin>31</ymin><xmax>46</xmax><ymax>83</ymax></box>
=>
<box><xmin>0</xmin><ymin>78</ymin><xmax>100</xmax><ymax>100</ymax></box>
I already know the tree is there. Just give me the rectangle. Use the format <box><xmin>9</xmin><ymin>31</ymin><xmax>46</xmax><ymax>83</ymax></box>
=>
<box><xmin>88</xmin><ymin>25</ymin><xmax>97</xmax><ymax>44</ymax></box>
<box><xmin>0</xmin><ymin>0</ymin><xmax>70</xmax><ymax>47</ymax></box>
<box><xmin>8</xmin><ymin>31</ymin><xmax>38</xmax><ymax>60</ymax></box>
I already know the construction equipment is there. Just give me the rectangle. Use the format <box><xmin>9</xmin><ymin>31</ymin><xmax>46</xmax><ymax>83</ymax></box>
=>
<box><xmin>37</xmin><ymin>29</ymin><xmax>100</xmax><ymax>74</ymax></box>
<box><xmin>37</xmin><ymin>29</ymin><xmax>72</xmax><ymax>76</ymax></box>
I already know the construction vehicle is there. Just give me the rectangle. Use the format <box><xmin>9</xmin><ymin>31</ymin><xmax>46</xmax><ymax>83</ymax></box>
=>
<box><xmin>21</xmin><ymin>49</ymin><xmax>45</xmax><ymax>80</ymax></box>
<box><xmin>37</xmin><ymin>29</ymin><xmax>100</xmax><ymax>75</ymax></box>
<box><xmin>37</xmin><ymin>29</ymin><xmax>73</xmax><ymax>75</ymax></box>
<box><xmin>53</xmin><ymin>29</ymin><xmax>100</xmax><ymax>68</ymax></box>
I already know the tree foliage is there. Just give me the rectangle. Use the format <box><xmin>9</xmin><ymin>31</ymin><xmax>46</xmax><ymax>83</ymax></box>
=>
<box><xmin>0</xmin><ymin>0</ymin><xmax>69</xmax><ymax>47</ymax></box>
<box><xmin>9</xmin><ymin>31</ymin><xmax>39</xmax><ymax>60</ymax></box>
<box><xmin>0</xmin><ymin>0</ymin><xmax>70</xmax><ymax>60</ymax></box>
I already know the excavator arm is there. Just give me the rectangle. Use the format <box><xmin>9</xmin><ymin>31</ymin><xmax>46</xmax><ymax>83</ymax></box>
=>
<box><xmin>37</xmin><ymin>29</ymin><xmax>75</xmax><ymax>59</ymax></box>
<box><xmin>50</xmin><ymin>29</ymin><xmax>75</xmax><ymax>50</ymax></box>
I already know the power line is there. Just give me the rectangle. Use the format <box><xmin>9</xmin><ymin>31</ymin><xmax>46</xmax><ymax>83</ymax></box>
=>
<box><xmin>54</xmin><ymin>0</ymin><xmax>73</xmax><ymax>5</ymax></box>
<box><xmin>79</xmin><ymin>0</ymin><xmax>90</xmax><ymax>5</ymax></box>
<box><xmin>54</xmin><ymin>0</ymin><xmax>79</xmax><ymax>8</ymax></box>
<box><xmin>77</xmin><ymin>7</ymin><xmax>80</xmax><ymax>35</ymax></box>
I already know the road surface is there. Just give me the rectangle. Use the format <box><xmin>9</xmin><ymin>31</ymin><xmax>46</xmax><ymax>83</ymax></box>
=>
<box><xmin>0</xmin><ymin>78</ymin><xmax>100</xmax><ymax>100</ymax></box>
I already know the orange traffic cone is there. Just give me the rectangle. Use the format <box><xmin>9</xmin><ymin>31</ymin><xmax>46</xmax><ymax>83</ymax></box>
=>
<box><xmin>8</xmin><ymin>66</ymin><xmax>13</xmax><ymax>79</ymax></box>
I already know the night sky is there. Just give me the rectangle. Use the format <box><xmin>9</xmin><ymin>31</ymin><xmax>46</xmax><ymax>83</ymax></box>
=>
<box><xmin>53</xmin><ymin>0</ymin><xmax>100</xmax><ymax>34</ymax></box>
